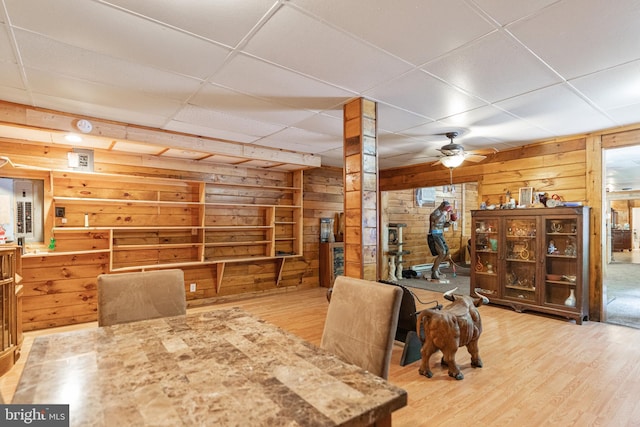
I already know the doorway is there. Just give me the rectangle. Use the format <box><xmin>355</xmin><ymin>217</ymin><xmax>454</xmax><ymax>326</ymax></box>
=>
<box><xmin>604</xmin><ymin>147</ymin><xmax>640</xmax><ymax>329</ymax></box>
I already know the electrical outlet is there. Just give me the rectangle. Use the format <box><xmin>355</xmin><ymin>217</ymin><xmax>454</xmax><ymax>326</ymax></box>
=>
<box><xmin>190</xmin><ymin>283</ymin><xmax>196</xmax><ymax>292</ymax></box>
<box><xmin>55</xmin><ymin>207</ymin><xmax>65</xmax><ymax>217</ymax></box>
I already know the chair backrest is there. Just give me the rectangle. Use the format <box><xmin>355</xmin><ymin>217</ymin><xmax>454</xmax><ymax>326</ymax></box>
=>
<box><xmin>320</xmin><ymin>276</ymin><xmax>403</xmax><ymax>379</ymax></box>
<box><xmin>97</xmin><ymin>269</ymin><xmax>186</xmax><ymax>326</ymax></box>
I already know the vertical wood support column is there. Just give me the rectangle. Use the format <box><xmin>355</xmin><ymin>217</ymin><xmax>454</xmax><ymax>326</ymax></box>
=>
<box><xmin>343</xmin><ymin>98</ymin><xmax>379</xmax><ymax>280</ymax></box>
<box><xmin>586</xmin><ymin>134</ymin><xmax>603</xmax><ymax>322</ymax></box>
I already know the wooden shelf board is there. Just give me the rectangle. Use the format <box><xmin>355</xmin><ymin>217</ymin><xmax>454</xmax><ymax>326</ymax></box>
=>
<box><xmin>204</xmin><ymin>226</ymin><xmax>272</xmax><ymax>230</ymax></box>
<box><xmin>205</xmin><ymin>241</ymin><xmax>270</xmax><ymax>247</ymax></box>
<box><xmin>55</xmin><ymin>226</ymin><xmax>201</xmax><ymax>232</ymax></box>
<box><xmin>53</xmin><ymin>196</ymin><xmax>200</xmax><ymax>206</ymax></box>
<box><xmin>204</xmin><ymin>202</ymin><xmax>283</xmax><ymax>208</ymax></box>
<box><xmin>207</xmin><ymin>182</ymin><xmax>300</xmax><ymax>191</ymax></box>
<box><xmin>22</xmin><ymin>249</ymin><xmax>110</xmax><ymax>257</ymax></box>
<box><xmin>113</xmin><ymin>243</ymin><xmax>202</xmax><ymax>250</ymax></box>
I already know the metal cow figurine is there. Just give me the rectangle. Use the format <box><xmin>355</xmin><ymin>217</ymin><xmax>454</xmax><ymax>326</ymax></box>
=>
<box><xmin>416</xmin><ymin>287</ymin><xmax>489</xmax><ymax>380</ymax></box>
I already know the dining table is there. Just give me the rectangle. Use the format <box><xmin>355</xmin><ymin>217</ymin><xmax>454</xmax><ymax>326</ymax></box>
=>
<box><xmin>11</xmin><ymin>307</ymin><xmax>407</xmax><ymax>426</ymax></box>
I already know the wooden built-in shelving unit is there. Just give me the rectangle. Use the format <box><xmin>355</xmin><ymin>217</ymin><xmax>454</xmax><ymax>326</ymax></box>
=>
<box><xmin>45</xmin><ymin>170</ymin><xmax>303</xmax><ymax>288</ymax></box>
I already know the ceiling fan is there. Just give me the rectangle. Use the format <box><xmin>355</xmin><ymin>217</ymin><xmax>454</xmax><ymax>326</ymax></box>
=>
<box><xmin>433</xmin><ymin>132</ymin><xmax>496</xmax><ymax>168</ymax></box>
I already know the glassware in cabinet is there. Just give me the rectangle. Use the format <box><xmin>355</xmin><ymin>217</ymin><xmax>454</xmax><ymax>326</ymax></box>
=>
<box><xmin>544</xmin><ymin>216</ymin><xmax>579</xmax><ymax>307</ymax></box>
<box><xmin>503</xmin><ymin>218</ymin><xmax>537</xmax><ymax>302</ymax></box>
<box><xmin>472</xmin><ymin>217</ymin><xmax>499</xmax><ymax>296</ymax></box>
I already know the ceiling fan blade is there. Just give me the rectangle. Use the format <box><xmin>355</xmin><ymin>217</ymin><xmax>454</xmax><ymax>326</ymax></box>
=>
<box><xmin>468</xmin><ymin>147</ymin><xmax>499</xmax><ymax>156</ymax></box>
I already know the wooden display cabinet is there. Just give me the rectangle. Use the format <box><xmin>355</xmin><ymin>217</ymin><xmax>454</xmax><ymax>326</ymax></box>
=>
<box><xmin>471</xmin><ymin>207</ymin><xmax>590</xmax><ymax>324</ymax></box>
<box><xmin>612</xmin><ymin>229</ymin><xmax>632</xmax><ymax>252</ymax></box>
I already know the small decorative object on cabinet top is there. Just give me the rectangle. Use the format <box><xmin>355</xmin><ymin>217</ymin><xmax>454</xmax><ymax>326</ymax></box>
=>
<box><xmin>518</xmin><ymin>187</ymin><xmax>533</xmax><ymax>208</ymax></box>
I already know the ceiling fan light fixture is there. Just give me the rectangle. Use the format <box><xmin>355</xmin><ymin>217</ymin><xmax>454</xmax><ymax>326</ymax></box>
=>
<box><xmin>440</xmin><ymin>154</ymin><xmax>465</xmax><ymax>168</ymax></box>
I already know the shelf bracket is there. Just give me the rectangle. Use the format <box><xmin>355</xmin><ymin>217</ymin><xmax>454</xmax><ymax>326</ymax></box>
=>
<box><xmin>216</xmin><ymin>262</ymin><xmax>226</xmax><ymax>294</ymax></box>
<box><xmin>276</xmin><ymin>258</ymin><xmax>286</xmax><ymax>287</ymax></box>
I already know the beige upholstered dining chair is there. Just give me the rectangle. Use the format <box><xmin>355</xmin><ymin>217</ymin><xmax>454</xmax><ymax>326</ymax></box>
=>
<box><xmin>321</xmin><ymin>276</ymin><xmax>403</xmax><ymax>379</ymax></box>
<box><xmin>97</xmin><ymin>269</ymin><xmax>186</xmax><ymax>326</ymax></box>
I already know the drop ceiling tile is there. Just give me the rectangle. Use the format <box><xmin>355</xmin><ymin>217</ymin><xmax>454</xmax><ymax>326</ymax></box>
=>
<box><xmin>602</xmin><ymin>102</ymin><xmax>640</xmax><ymax>127</ymax></box>
<box><xmin>291</xmin><ymin>0</ymin><xmax>495</xmax><ymax>66</ymax></box>
<box><xmin>172</xmin><ymin>104</ymin><xmax>285</xmax><ymax>139</ymax></box>
<box><xmin>496</xmin><ymin>83</ymin><xmax>616</xmax><ymax>135</ymax></box>
<box><xmin>473</xmin><ymin>0</ymin><xmax>561</xmax><ymax>25</ymax></box>
<box><xmin>315</xmin><ymin>146</ymin><xmax>343</xmax><ymax>167</ymax></box>
<box><xmin>243</xmin><ymin>5</ymin><xmax>413</xmax><ymax>92</ymax></box>
<box><xmin>25</xmin><ymin>68</ymin><xmax>183</xmax><ymax>118</ymax></box>
<box><xmin>396</xmin><ymin>121</ymin><xmax>464</xmax><ymax>140</ymax></box>
<box><xmin>191</xmin><ymin>83</ymin><xmax>317</xmax><ymax>126</ymax></box>
<box><xmin>15</xmin><ymin>30</ymin><xmax>203</xmax><ymax>101</ymax></box>
<box><xmin>424</xmin><ymin>31</ymin><xmax>562</xmax><ymax>103</ymax></box>
<box><xmin>254</xmin><ymin>127</ymin><xmax>342</xmax><ymax>153</ymax></box>
<box><xmin>376</xmin><ymin>104</ymin><xmax>433</xmax><ymax>133</ymax></box>
<box><xmin>438</xmin><ymin>105</ymin><xmax>555</xmax><ymax>143</ymax></box>
<box><xmin>0</xmin><ymin>63</ymin><xmax>25</xmax><ymax>90</ymax></box>
<box><xmin>571</xmin><ymin>60</ymin><xmax>640</xmax><ymax>110</ymax></box>
<box><xmin>377</xmin><ymin>133</ymin><xmax>439</xmax><ymax>159</ymax></box>
<box><xmin>0</xmin><ymin>24</ymin><xmax>15</xmax><ymax>59</ymax></box>
<box><xmin>365</xmin><ymin>69</ymin><xmax>486</xmax><ymax>120</ymax></box>
<box><xmin>164</xmin><ymin>119</ymin><xmax>260</xmax><ymax>144</ymax></box>
<box><xmin>31</xmin><ymin>93</ymin><xmax>170</xmax><ymax>129</ymax></box>
<box><xmin>290</xmin><ymin>113</ymin><xmax>343</xmax><ymax>138</ymax></box>
<box><xmin>5</xmin><ymin>0</ymin><xmax>231</xmax><ymax>79</ymax></box>
<box><xmin>102</xmin><ymin>0</ymin><xmax>279</xmax><ymax>48</ymax></box>
<box><xmin>507</xmin><ymin>0</ymin><xmax>640</xmax><ymax>79</ymax></box>
<box><xmin>213</xmin><ymin>54</ymin><xmax>355</xmax><ymax>110</ymax></box>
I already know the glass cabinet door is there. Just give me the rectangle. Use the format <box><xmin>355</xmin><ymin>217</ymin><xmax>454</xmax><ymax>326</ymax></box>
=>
<box><xmin>504</xmin><ymin>218</ymin><xmax>537</xmax><ymax>302</ymax></box>
<box><xmin>472</xmin><ymin>217</ymin><xmax>500</xmax><ymax>296</ymax></box>
<box><xmin>544</xmin><ymin>217</ymin><xmax>579</xmax><ymax>308</ymax></box>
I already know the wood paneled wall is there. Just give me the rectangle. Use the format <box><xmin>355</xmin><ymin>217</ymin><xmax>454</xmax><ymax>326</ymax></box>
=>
<box><xmin>0</xmin><ymin>139</ymin><xmax>323</xmax><ymax>330</ymax></box>
<box><xmin>380</xmin><ymin>137</ymin><xmax>588</xmax><ymax>205</ymax></box>
<box><xmin>302</xmin><ymin>166</ymin><xmax>344</xmax><ymax>277</ymax></box>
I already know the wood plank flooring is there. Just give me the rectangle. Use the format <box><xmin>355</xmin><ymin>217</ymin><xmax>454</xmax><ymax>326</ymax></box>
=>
<box><xmin>3</xmin><ymin>286</ymin><xmax>640</xmax><ymax>426</ymax></box>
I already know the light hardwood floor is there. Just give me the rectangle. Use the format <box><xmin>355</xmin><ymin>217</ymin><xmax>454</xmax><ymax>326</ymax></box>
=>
<box><xmin>3</xmin><ymin>286</ymin><xmax>640</xmax><ymax>426</ymax></box>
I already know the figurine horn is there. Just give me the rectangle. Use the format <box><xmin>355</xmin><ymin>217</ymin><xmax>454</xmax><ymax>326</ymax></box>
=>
<box><xmin>443</xmin><ymin>287</ymin><xmax>459</xmax><ymax>301</ymax></box>
<box><xmin>474</xmin><ymin>288</ymin><xmax>490</xmax><ymax>305</ymax></box>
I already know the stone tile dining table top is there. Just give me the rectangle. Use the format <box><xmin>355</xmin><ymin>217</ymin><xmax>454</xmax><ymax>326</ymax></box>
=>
<box><xmin>12</xmin><ymin>307</ymin><xmax>407</xmax><ymax>426</ymax></box>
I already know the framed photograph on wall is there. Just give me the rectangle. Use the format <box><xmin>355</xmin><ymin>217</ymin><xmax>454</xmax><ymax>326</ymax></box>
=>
<box><xmin>518</xmin><ymin>187</ymin><xmax>533</xmax><ymax>207</ymax></box>
<box><xmin>415</xmin><ymin>187</ymin><xmax>436</xmax><ymax>207</ymax></box>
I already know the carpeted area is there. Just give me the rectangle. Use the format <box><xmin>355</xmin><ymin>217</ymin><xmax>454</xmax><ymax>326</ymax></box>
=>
<box><xmin>606</xmin><ymin>250</ymin><xmax>640</xmax><ymax>329</ymax></box>
<box><xmin>397</xmin><ymin>263</ymin><xmax>471</xmax><ymax>295</ymax></box>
